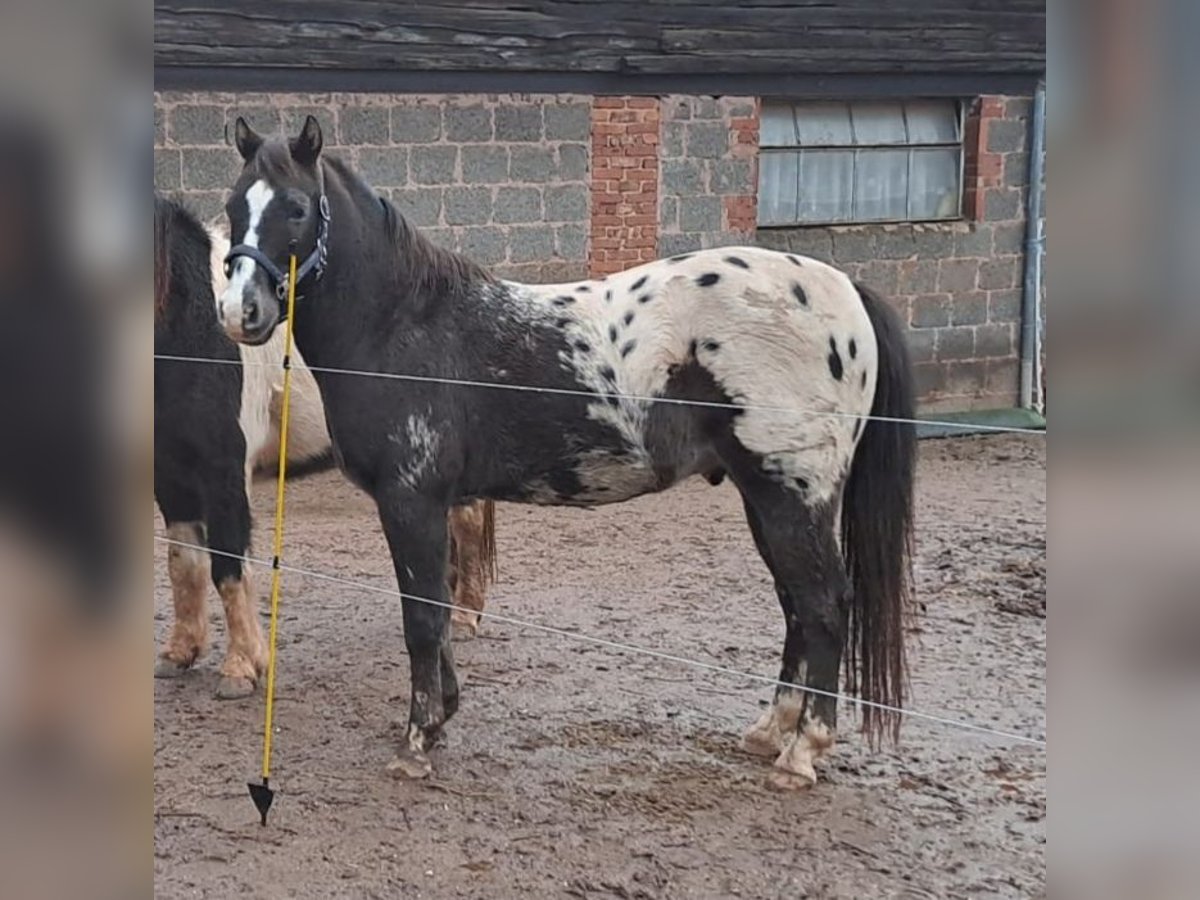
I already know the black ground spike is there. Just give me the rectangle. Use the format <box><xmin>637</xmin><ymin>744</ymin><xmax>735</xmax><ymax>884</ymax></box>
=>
<box><xmin>248</xmin><ymin>778</ymin><xmax>275</xmax><ymax>826</ymax></box>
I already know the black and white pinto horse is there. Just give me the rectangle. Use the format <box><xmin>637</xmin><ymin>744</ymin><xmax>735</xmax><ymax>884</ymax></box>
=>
<box><xmin>218</xmin><ymin>117</ymin><xmax>916</xmax><ymax>790</ymax></box>
<box><xmin>154</xmin><ymin>195</ymin><xmax>333</xmax><ymax>698</ymax></box>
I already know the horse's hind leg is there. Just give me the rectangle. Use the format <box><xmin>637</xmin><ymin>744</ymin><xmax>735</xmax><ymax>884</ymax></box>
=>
<box><xmin>377</xmin><ymin>490</ymin><xmax>455</xmax><ymax>780</ymax></box>
<box><xmin>739</xmin><ymin>501</ymin><xmax>806</xmax><ymax>760</ymax></box>
<box><xmin>205</xmin><ymin>469</ymin><xmax>265</xmax><ymax>700</ymax></box>
<box><xmin>723</xmin><ymin>454</ymin><xmax>849</xmax><ymax>789</ymax></box>
<box><xmin>447</xmin><ymin>501</ymin><xmax>489</xmax><ymax>641</ymax></box>
<box><xmin>155</xmin><ymin>476</ymin><xmax>210</xmax><ymax>677</ymax></box>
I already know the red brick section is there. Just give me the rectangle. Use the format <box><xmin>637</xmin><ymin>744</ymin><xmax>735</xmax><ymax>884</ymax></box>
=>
<box><xmin>725</xmin><ymin>101</ymin><xmax>760</xmax><ymax>235</ymax></box>
<box><xmin>589</xmin><ymin>97</ymin><xmax>660</xmax><ymax>276</ymax></box>
<box><xmin>963</xmin><ymin>95</ymin><xmax>1006</xmax><ymax>221</ymax></box>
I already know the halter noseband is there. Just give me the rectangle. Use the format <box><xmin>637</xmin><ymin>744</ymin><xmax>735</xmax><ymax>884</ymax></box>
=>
<box><xmin>225</xmin><ymin>193</ymin><xmax>331</xmax><ymax>311</ymax></box>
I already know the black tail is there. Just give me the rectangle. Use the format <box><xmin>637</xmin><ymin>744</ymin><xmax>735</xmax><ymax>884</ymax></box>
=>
<box><xmin>843</xmin><ymin>284</ymin><xmax>917</xmax><ymax>745</ymax></box>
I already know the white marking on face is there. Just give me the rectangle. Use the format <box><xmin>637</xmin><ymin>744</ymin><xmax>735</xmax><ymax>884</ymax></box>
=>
<box><xmin>219</xmin><ymin>179</ymin><xmax>274</xmax><ymax>335</ymax></box>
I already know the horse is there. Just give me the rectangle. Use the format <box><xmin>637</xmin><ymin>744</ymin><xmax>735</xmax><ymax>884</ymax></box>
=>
<box><xmin>153</xmin><ymin>195</ymin><xmax>498</xmax><ymax>699</ymax></box>
<box><xmin>216</xmin><ymin>116</ymin><xmax>916</xmax><ymax>790</ymax></box>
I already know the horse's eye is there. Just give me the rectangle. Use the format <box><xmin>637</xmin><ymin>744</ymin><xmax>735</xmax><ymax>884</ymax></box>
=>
<box><xmin>288</xmin><ymin>205</ymin><xmax>307</xmax><ymax>221</ymax></box>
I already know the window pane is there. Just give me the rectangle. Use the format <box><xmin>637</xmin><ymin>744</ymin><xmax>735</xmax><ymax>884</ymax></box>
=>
<box><xmin>795</xmin><ymin>102</ymin><xmax>853</xmax><ymax>147</ymax></box>
<box><xmin>854</xmin><ymin>149</ymin><xmax>909</xmax><ymax>221</ymax></box>
<box><xmin>909</xmin><ymin>147</ymin><xmax>961</xmax><ymax>219</ymax></box>
<box><xmin>757</xmin><ymin>150</ymin><xmax>800</xmax><ymax>225</ymax></box>
<box><xmin>798</xmin><ymin>149</ymin><xmax>853</xmax><ymax>223</ymax></box>
<box><xmin>905</xmin><ymin>100</ymin><xmax>959</xmax><ymax>143</ymax></box>
<box><xmin>850</xmin><ymin>102</ymin><xmax>908</xmax><ymax>145</ymax></box>
<box><xmin>759</xmin><ymin>103</ymin><xmax>797</xmax><ymax>148</ymax></box>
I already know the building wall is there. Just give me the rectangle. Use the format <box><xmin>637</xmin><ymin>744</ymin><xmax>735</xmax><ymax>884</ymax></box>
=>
<box><xmin>154</xmin><ymin>91</ymin><xmax>1034</xmax><ymax>412</ymax></box>
<box><xmin>755</xmin><ymin>96</ymin><xmax>1033</xmax><ymax>412</ymax></box>
<box><xmin>154</xmin><ymin>92</ymin><xmax>592</xmax><ymax>281</ymax></box>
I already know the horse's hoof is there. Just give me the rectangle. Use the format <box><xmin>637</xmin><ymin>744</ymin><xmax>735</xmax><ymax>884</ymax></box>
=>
<box><xmin>450</xmin><ymin>619</ymin><xmax>479</xmax><ymax>643</ymax></box>
<box><xmin>768</xmin><ymin>767</ymin><xmax>817</xmax><ymax>791</ymax></box>
<box><xmin>386</xmin><ymin>749</ymin><xmax>432</xmax><ymax>780</ymax></box>
<box><xmin>215</xmin><ymin>675</ymin><xmax>257</xmax><ymax>700</ymax></box>
<box><xmin>741</xmin><ymin>726</ymin><xmax>783</xmax><ymax>759</ymax></box>
<box><xmin>154</xmin><ymin>657</ymin><xmax>192</xmax><ymax>679</ymax></box>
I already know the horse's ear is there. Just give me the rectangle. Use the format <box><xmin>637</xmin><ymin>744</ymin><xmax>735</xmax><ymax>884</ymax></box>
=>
<box><xmin>233</xmin><ymin>117</ymin><xmax>264</xmax><ymax>162</ymax></box>
<box><xmin>290</xmin><ymin>115</ymin><xmax>324</xmax><ymax>167</ymax></box>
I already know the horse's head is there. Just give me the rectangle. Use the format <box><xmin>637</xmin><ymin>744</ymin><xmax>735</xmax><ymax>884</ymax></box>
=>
<box><xmin>219</xmin><ymin>115</ymin><xmax>330</xmax><ymax>345</ymax></box>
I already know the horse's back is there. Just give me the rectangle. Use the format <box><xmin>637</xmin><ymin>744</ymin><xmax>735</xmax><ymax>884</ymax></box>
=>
<box><xmin>507</xmin><ymin>247</ymin><xmax>878</xmax><ymax>503</ymax></box>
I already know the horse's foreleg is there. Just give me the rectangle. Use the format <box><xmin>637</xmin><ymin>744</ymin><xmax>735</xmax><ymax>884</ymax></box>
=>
<box><xmin>378</xmin><ymin>492</ymin><xmax>454</xmax><ymax>780</ymax></box>
<box><xmin>155</xmin><ymin>521</ymin><xmax>210</xmax><ymax>677</ymax></box>
<box><xmin>447</xmin><ymin>502</ymin><xmax>489</xmax><ymax>641</ymax></box>
<box><xmin>206</xmin><ymin>473</ymin><xmax>265</xmax><ymax>700</ymax></box>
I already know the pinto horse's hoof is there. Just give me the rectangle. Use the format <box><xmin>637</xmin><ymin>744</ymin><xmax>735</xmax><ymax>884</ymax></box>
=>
<box><xmin>154</xmin><ymin>657</ymin><xmax>193</xmax><ymax>679</ymax></box>
<box><xmin>450</xmin><ymin>618</ymin><xmax>479</xmax><ymax>643</ymax></box>
<box><xmin>386</xmin><ymin>749</ymin><xmax>433</xmax><ymax>780</ymax></box>
<box><xmin>215</xmin><ymin>675</ymin><xmax>257</xmax><ymax>700</ymax></box>
<box><xmin>768</xmin><ymin>767</ymin><xmax>817</xmax><ymax>791</ymax></box>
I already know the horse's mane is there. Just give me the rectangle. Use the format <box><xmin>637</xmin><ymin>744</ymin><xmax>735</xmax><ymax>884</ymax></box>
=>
<box><xmin>153</xmin><ymin>194</ymin><xmax>173</xmax><ymax>320</ymax></box>
<box><xmin>322</xmin><ymin>154</ymin><xmax>495</xmax><ymax>315</ymax></box>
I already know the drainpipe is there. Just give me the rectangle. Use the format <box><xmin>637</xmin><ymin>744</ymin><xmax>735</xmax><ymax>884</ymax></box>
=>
<box><xmin>1019</xmin><ymin>80</ymin><xmax>1047</xmax><ymax>411</ymax></box>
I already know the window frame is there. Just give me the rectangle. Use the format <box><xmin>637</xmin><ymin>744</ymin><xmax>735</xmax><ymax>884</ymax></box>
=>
<box><xmin>757</xmin><ymin>98</ymin><xmax>968</xmax><ymax>228</ymax></box>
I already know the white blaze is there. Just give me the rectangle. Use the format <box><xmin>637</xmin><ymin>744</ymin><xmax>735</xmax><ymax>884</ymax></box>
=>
<box><xmin>219</xmin><ymin>179</ymin><xmax>274</xmax><ymax>336</ymax></box>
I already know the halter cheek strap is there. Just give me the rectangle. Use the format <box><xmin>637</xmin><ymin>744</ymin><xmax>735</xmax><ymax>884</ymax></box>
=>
<box><xmin>225</xmin><ymin>193</ymin><xmax>331</xmax><ymax>310</ymax></box>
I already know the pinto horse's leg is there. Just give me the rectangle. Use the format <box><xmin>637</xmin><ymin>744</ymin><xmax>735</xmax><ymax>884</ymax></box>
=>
<box><xmin>205</xmin><ymin>469</ymin><xmax>265</xmax><ymax>700</ymax></box>
<box><xmin>155</xmin><ymin>520</ymin><xmax>211</xmax><ymax>677</ymax></box>
<box><xmin>447</xmin><ymin>501</ymin><xmax>489</xmax><ymax>642</ymax></box>
<box><xmin>721</xmin><ymin>446</ymin><xmax>849</xmax><ymax>790</ymax></box>
<box><xmin>376</xmin><ymin>490</ymin><xmax>455</xmax><ymax>780</ymax></box>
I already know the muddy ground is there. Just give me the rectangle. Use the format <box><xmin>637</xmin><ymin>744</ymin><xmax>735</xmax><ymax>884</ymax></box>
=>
<box><xmin>154</xmin><ymin>434</ymin><xmax>1046</xmax><ymax>899</ymax></box>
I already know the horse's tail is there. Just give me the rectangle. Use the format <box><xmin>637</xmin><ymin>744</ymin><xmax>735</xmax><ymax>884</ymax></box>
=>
<box><xmin>479</xmin><ymin>500</ymin><xmax>498</xmax><ymax>586</ymax></box>
<box><xmin>843</xmin><ymin>283</ymin><xmax>917</xmax><ymax>746</ymax></box>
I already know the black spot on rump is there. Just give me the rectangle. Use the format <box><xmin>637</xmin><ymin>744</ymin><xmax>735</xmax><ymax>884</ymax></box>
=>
<box><xmin>724</xmin><ymin>256</ymin><xmax>749</xmax><ymax>269</ymax></box>
<box><xmin>849</xmin><ymin>338</ymin><xmax>858</xmax><ymax>359</ymax></box>
<box><xmin>702</xmin><ymin>340</ymin><xmax>720</xmax><ymax>352</ymax></box>
<box><xmin>791</xmin><ymin>282</ymin><xmax>809</xmax><ymax>306</ymax></box>
<box><xmin>574</xmin><ymin>339</ymin><xmax>591</xmax><ymax>353</ymax></box>
<box><xmin>630</xmin><ymin>274</ymin><xmax>648</xmax><ymax>291</ymax></box>
<box><xmin>696</xmin><ymin>273</ymin><xmax>720</xmax><ymax>287</ymax></box>
<box><xmin>553</xmin><ymin>295</ymin><xmax>574</xmax><ymax>307</ymax></box>
<box><xmin>608</xmin><ymin>324</ymin><xmax>619</xmax><ymax>343</ymax></box>
<box><xmin>827</xmin><ymin>336</ymin><xmax>844</xmax><ymax>381</ymax></box>
<box><xmin>668</xmin><ymin>254</ymin><xmax>693</xmax><ymax>263</ymax></box>
<box><xmin>576</xmin><ymin>284</ymin><xmax>591</xmax><ymax>293</ymax></box>
<box><xmin>787</xmin><ymin>254</ymin><xmax>803</xmax><ymax>267</ymax></box>
<box><xmin>555</xmin><ymin>317</ymin><xmax>572</xmax><ymax>329</ymax></box>
<box><xmin>622</xmin><ymin>311</ymin><xmax>634</xmax><ymax>326</ymax></box>
<box><xmin>860</xmin><ymin>370</ymin><xmax>868</xmax><ymax>390</ymax></box>
<box><xmin>794</xmin><ymin>476</ymin><xmax>809</xmax><ymax>492</ymax></box>
<box><xmin>605</xmin><ymin>289</ymin><xmax>613</xmax><ymax>302</ymax></box>
<box><xmin>620</xmin><ymin>339</ymin><xmax>637</xmax><ymax>359</ymax></box>
<box><xmin>599</xmin><ymin>364</ymin><xmax>616</xmax><ymax>382</ymax></box>
<box><xmin>637</xmin><ymin>293</ymin><xmax>652</xmax><ymax>304</ymax></box>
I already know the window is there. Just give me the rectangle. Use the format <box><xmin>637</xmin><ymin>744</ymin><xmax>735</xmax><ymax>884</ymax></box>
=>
<box><xmin>758</xmin><ymin>99</ymin><xmax>964</xmax><ymax>227</ymax></box>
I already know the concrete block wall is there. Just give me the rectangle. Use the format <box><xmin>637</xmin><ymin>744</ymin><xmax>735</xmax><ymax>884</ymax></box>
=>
<box><xmin>755</xmin><ymin>95</ymin><xmax>1034</xmax><ymax>412</ymax></box>
<box><xmin>154</xmin><ymin>92</ymin><xmax>592</xmax><ymax>281</ymax></box>
<box><xmin>657</xmin><ymin>95</ymin><xmax>760</xmax><ymax>257</ymax></box>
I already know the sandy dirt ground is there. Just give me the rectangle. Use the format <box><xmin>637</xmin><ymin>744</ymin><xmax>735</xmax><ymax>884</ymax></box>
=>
<box><xmin>154</xmin><ymin>434</ymin><xmax>1046</xmax><ymax>899</ymax></box>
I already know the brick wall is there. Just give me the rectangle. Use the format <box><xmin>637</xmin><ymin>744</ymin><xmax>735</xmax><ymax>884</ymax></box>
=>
<box><xmin>588</xmin><ymin>98</ymin><xmax>659</xmax><ymax>277</ymax></box>
<box><xmin>154</xmin><ymin>92</ymin><xmax>592</xmax><ymax>281</ymax></box>
<box><xmin>756</xmin><ymin>94</ymin><xmax>1034</xmax><ymax>413</ymax></box>
<box><xmin>658</xmin><ymin>96</ymin><xmax>760</xmax><ymax>256</ymax></box>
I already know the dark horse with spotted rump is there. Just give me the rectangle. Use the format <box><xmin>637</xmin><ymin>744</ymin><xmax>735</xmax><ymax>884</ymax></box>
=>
<box><xmin>218</xmin><ymin>116</ymin><xmax>916</xmax><ymax>789</ymax></box>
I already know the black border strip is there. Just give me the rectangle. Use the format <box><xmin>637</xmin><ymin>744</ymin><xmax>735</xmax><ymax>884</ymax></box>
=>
<box><xmin>154</xmin><ymin>67</ymin><xmax>1043</xmax><ymax>99</ymax></box>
